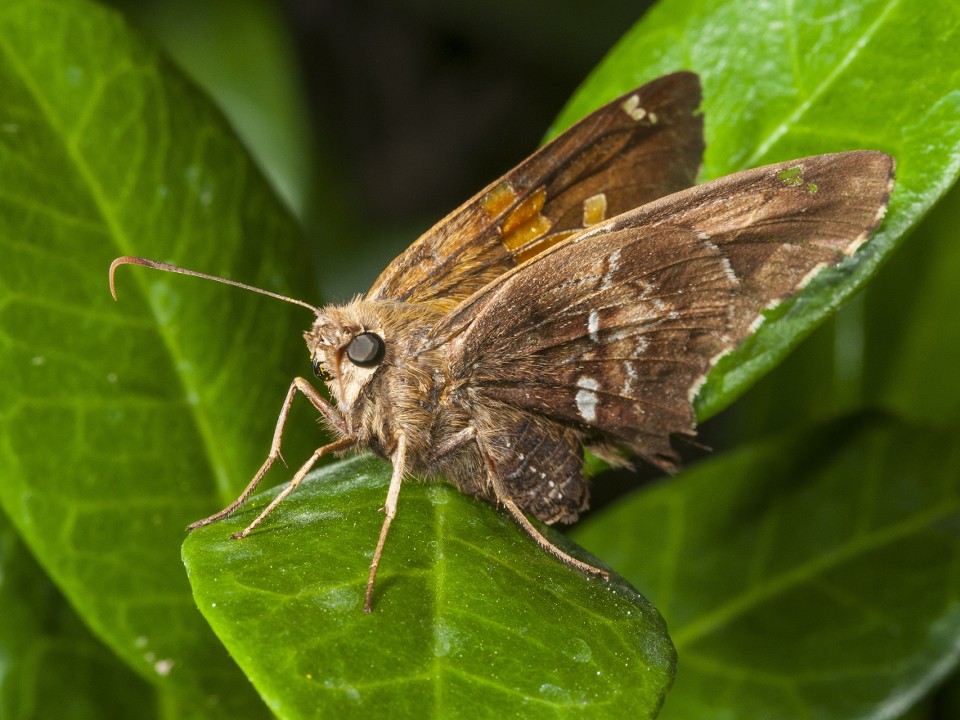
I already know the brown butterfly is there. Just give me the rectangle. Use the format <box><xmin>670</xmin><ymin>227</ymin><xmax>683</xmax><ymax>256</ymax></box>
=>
<box><xmin>110</xmin><ymin>72</ymin><xmax>894</xmax><ymax>612</ymax></box>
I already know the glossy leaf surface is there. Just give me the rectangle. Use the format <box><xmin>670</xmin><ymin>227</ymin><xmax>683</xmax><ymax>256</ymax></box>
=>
<box><xmin>0</xmin><ymin>0</ymin><xmax>313</xmax><ymax>714</ymax></box>
<box><xmin>183</xmin><ymin>456</ymin><xmax>675</xmax><ymax>719</ymax></box>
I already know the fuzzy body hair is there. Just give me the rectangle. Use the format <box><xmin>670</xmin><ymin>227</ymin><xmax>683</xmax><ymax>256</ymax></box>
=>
<box><xmin>305</xmin><ymin>299</ymin><xmax>589</xmax><ymax>523</ymax></box>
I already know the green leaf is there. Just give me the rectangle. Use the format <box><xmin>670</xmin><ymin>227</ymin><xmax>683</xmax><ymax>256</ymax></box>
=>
<box><xmin>572</xmin><ymin>413</ymin><xmax>960</xmax><ymax>718</ymax></box>
<box><xmin>0</xmin><ymin>0</ymin><xmax>315</xmax><ymax>714</ymax></box>
<box><xmin>934</xmin><ymin>673</ymin><xmax>960</xmax><ymax>719</ymax></box>
<box><xmin>103</xmin><ymin>0</ymin><xmax>315</xmax><ymax>219</ymax></box>
<box><xmin>182</xmin><ymin>455</ymin><xmax>675</xmax><ymax>719</ymax></box>
<box><xmin>0</xmin><ymin>508</ymin><xmax>162</xmax><ymax>720</ymax></box>
<box><xmin>553</xmin><ymin>0</ymin><xmax>960</xmax><ymax>421</ymax></box>
<box><xmin>864</xmin><ymin>179</ymin><xmax>960</xmax><ymax>422</ymax></box>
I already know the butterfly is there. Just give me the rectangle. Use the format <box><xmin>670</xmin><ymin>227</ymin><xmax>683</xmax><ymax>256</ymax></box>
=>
<box><xmin>110</xmin><ymin>72</ymin><xmax>894</xmax><ymax>611</ymax></box>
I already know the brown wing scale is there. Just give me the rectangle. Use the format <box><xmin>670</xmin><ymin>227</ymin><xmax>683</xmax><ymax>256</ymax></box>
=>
<box><xmin>433</xmin><ymin>151</ymin><xmax>895</xmax><ymax>494</ymax></box>
<box><xmin>365</xmin><ymin>72</ymin><xmax>704</xmax><ymax>311</ymax></box>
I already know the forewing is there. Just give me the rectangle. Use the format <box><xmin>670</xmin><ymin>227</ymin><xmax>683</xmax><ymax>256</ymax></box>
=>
<box><xmin>366</xmin><ymin>72</ymin><xmax>704</xmax><ymax>310</ymax></box>
<box><xmin>432</xmin><ymin>151</ymin><xmax>895</xmax><ymax>469</ymax></box>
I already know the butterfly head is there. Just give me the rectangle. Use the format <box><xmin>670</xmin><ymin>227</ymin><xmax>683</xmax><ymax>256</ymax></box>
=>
<box><xmin>305</xmin><ymin>303</ymin><xmax>388</xmax><ymax>411</ymax></box>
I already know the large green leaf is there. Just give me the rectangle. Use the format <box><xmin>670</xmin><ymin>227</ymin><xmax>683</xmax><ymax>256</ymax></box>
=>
<box><xmin>572</xmin><ymin>413</ymin><xmax>960</xmax><ymax>718</ymax></box>
<box><xmin>0</xmin><ymin>509</ymin><xmax>161</xmax><ymax>720</ymax></box>
<box><xmin>0</xmin><ymin>0</ymin><xmax>315</xmax><ymax>714</ymax></box>
<box><xmin>554</xmin><ymin>0</ymin><xmax>960</xmax><ymax>421</ymax></box>
<box><xmin>183</xmin><ymin>455</ymin><xmax>675</xmax><ymax>719</ymax></box>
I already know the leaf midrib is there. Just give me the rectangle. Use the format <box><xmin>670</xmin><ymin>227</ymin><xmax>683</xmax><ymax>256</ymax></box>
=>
<box><xmin>743</xmin><ymin>0</ymin><xmax>903</xmax><ymax>166</ymax></box>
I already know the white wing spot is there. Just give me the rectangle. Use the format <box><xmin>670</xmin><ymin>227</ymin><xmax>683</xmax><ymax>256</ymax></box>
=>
<box><xmin>608</xmin><ymin>248</ymin><xmax>621</xmax><ymax>272</ymax></box>
<box><xmin>601</xmin><ymin>248</ymin><xmax>622</xmax><ymax>290</ymax></box>
<box><xmin>687</xmin><ymin>373</ymin><xmax>707</xmax><ymax>403</ymax></box>
<box><xmin>748</xmin><ymin>296</ymin><xmax>782</xmax><ymax>335</ymax></box>
<box><xmin>708</xmin><ymin>336</ymin><xmax>734</xmax><ymax>368</ymax></box>
<box><xmin>720</xmin><ymin>255</ymin><xmax>738</xmax><ymax>284</ymax></box>
<box><xmin>621</xmin><ymin>94</ymin><xmax>647</xmax><ymax>121</ymax></box>
<box><xmin>850</xmin><ymin>203</ymin><xmax>888</xmax><ymax>254</ymax></box>
<box><xmin>588</xmin><ymin>310</ymin><xmax>600</xmax><ymax>342</ymax></box>
<box><xmin>621</xmin><ymin>361</ymin><xmax>638</xmax><ymax>396</ymax></box>
<box><xmin>575</xmin><ymin>377</ymin><xmax>600</xmax><ymax>423</ymax></box>
<box><xmin>797</xmin><ymin>262</ymin><xmax>828</xmax><ymax>291</ymax></box>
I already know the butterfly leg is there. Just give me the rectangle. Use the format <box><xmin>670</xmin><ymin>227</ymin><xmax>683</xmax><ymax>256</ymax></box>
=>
<box><xmin>188</xmin><ymin>377</ymin><xmax>349</xmax><ymax>531</ymax></box>
<box><xmin>433</xmin><ymin>426</ymin><xmax>478</xmax><ymax>459</ymax></box>
<box><xmin>479</xmin><ymin>442</ymin><xmax>609</xmax><ymax>581</ymax></box>
<box><xmin>232</xmin><ymin>435</ymin><xmax>356</xmax><ymax>539</ymax></box>
<box><xmin>365</xmin><ymin>433</ymin><xmax>407</xmax><ymax>613</ymax></box>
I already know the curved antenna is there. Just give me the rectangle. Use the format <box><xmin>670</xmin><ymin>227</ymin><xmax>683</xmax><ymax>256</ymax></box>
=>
<box><xmin>109</xmin><ymin>256</ymin><xmax>321</xmax><ymax>314</ymax></box>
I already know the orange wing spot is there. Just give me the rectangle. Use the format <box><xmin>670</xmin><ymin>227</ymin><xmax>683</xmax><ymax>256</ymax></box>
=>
<box><xmin>515</xmin><ymin>230</ymin><xmax>577</xmax><ymax>264</ymax></box>
<box><xmin>502</xmin><ymin>187</ymin><xmax>547</xmax><ymax>234</ymax></box>
<box><xmin>481</xmin><ymin>181</ymin><xmax>517</xmax><ymax>218</ymax></box>
<box><xmin>501</xmin><ymin>186</ymin><xmax>552</xmax><ymax>253</ymax></box>
<box><xmin>583</xmin><ymin>193</ymin><xmax>608</xmax><ymax>226</ymax></box>
<box><xmin>503</xmin><ymin>214</ymin><xmax>552</xmax><ymax>252</ymax></box>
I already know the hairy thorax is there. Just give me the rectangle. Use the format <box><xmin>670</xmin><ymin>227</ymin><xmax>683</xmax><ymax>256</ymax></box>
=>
<box><xmin>304</xmin><ymin>299</ymin><xmax>475</xmax><ymax>475</ymax></box>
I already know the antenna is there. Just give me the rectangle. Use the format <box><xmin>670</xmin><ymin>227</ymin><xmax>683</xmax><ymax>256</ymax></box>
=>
<box><xmin>109</xmin><ymin>256</ymin><xmax>320</xmax><ymax>314</ymax></box>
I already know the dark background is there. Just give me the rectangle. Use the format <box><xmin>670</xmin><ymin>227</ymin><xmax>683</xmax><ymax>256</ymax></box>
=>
<box><xmin>107</xmin><ymin>0</ymin><xmax>656</xmax><ymax>297</ymax></box>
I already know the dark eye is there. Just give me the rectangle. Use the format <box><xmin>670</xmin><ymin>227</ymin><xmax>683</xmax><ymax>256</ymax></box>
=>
<box><xmin>346</xmin><ymin>332</ymin><xmax>385</xmax><ymax>367</ymax></box>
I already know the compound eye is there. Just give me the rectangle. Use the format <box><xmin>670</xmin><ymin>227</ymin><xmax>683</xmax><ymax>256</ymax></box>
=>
<box><xmin>346</xmin><ymin>332</ymin><xmax>385</xmax><ymax>367</ymax></box>
<box><xmin>311</xmin><ymin>356</ymin><xmax>331</xmax><ymax>381</ymax></box>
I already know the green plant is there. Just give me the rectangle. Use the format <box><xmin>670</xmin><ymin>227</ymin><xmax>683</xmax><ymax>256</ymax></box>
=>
<box><xmin>1</xmin><ymin>0</ymin><xmax>958</xmax><ymax>718</ymax></box>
